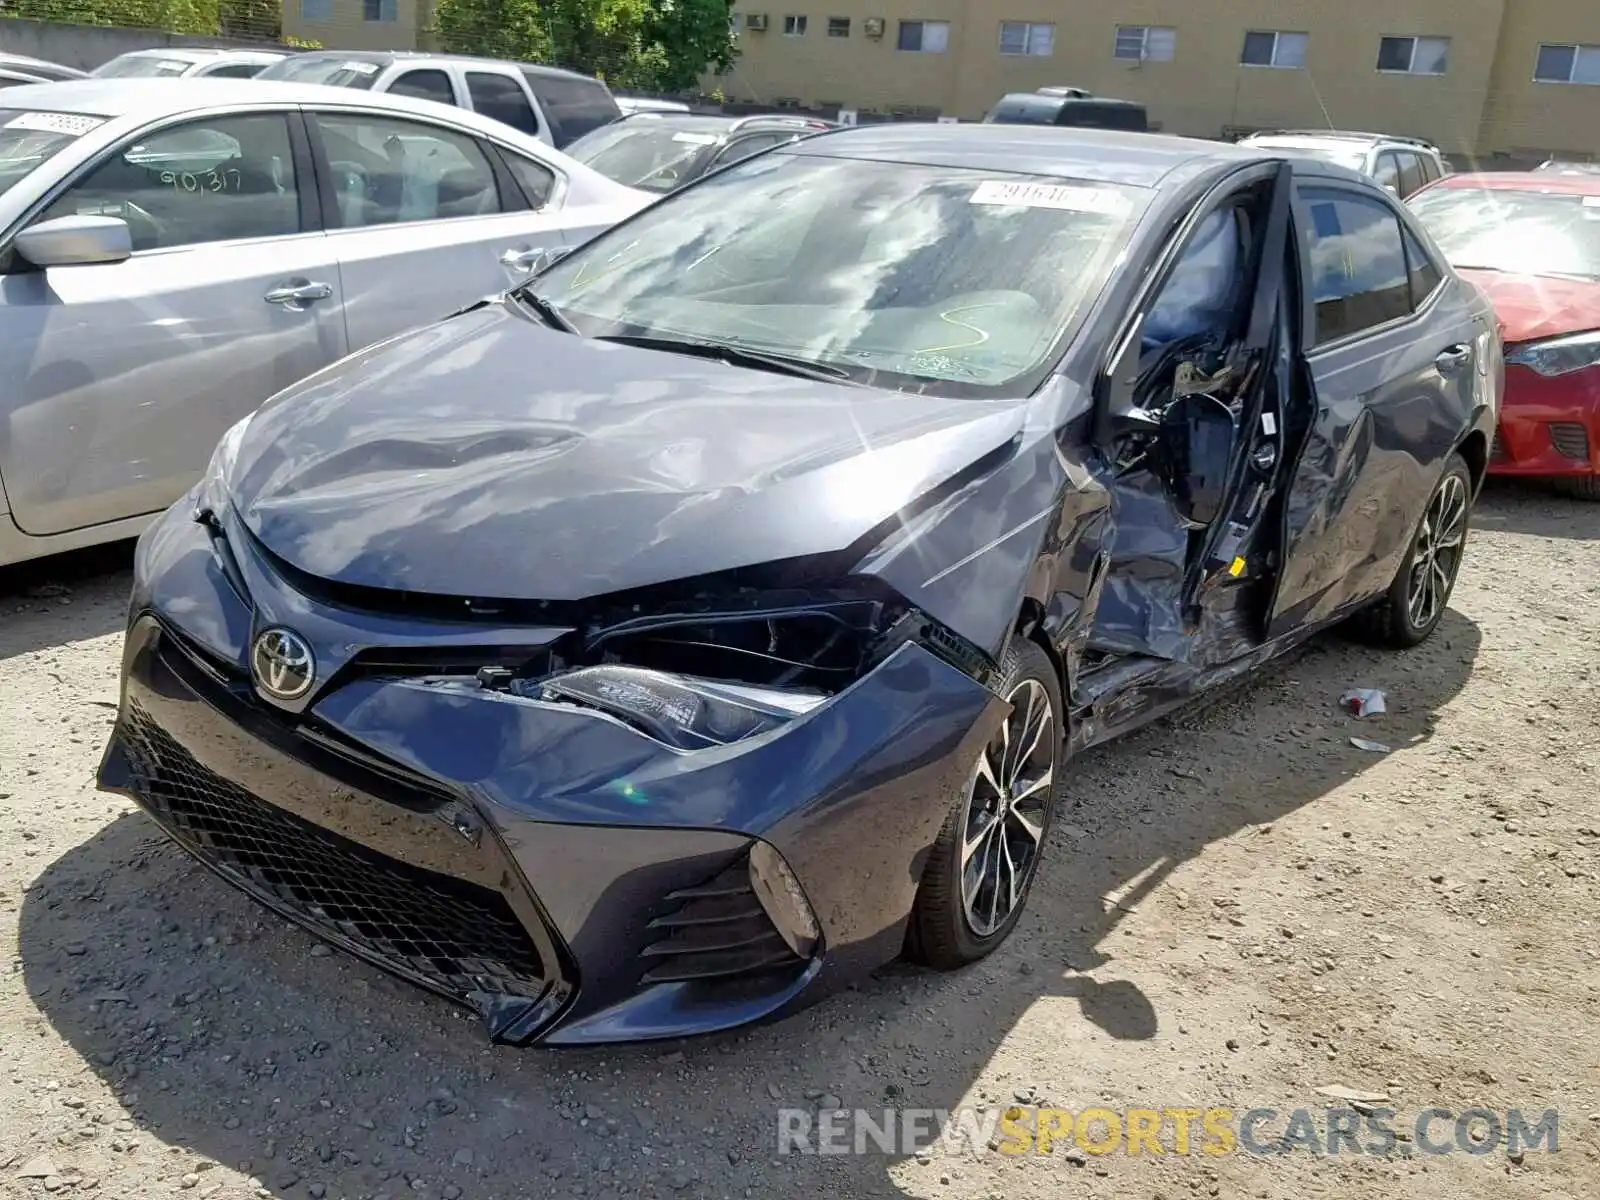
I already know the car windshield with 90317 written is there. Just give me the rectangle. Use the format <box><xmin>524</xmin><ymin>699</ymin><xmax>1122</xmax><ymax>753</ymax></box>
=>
<box><xmin>529</xmin><ymin>153</ymin><xmax>1149</xmax><ymax>398</ymax></box>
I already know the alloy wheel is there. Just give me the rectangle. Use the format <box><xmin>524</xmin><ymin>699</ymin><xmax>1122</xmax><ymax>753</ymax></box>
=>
<box><xmin>1406</xmin><ymin>472</ymin><xmax>1469</xmax><ymax>630</ymax></box>
<box><xmin>960</xmin><ymin>678</ymin><xmax>1058</xmax><ymax>938</ymax></box>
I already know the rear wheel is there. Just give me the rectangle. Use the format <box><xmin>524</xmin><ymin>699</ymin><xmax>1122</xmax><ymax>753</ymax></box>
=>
<box><xmin>1552</xmin><ymin>475</ymin><xmax>1600</xmax><ymax>501</ymax></box>
<box><xmin>1347</xmin><ymin>454</ymin><xmax>1472</xmax><ymax>648</ymax></box>
<box><xmin>907</xmin><ymin>638</ymin><xmax>1064</xmax><ymax>970</ymax></box>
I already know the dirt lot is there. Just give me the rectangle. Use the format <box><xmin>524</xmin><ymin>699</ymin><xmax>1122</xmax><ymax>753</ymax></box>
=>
<box><xmin>1</xmin><ymin>481</ymin><xmax>1597</xmax><ymax>1200</ymax></box>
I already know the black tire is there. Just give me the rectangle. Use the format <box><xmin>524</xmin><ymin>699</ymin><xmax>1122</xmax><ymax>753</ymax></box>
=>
<box><xmin>1347</xmin><ymin>454</ymin><xmax>1473</xmax><ymax>649</ymax></box>
<box><xmin>906</xmin><ymin>636</ymin><xmax>1066</xmax><ymax>970</ymax></box>
<box><xmin>1552</xmin><ymin>475</ymin><xmax>1600</xmax><ymax>501</ymax></box>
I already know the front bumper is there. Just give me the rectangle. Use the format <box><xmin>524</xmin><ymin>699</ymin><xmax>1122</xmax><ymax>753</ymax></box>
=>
<box><xmin>98</xmin><ymin>504</ymin><xmax>1003</xmax><ymax>1044</ymax></box>
<box><xmin>1488</xmin><ymin>363</ymin><xmax>1600</xmax><ymax>478</ymax></box>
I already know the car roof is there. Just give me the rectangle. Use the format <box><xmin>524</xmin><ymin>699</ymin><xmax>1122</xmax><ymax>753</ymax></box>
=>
<box><xmin>110</xmin><ymin>47</ymin><xmax>282</xmax><ymax>63</ymax></box>
<box><xmin>281</xmin><ymin>49</ymin><xmax>600</xmax><ymax>83</ymax></box>
<box><xmin>791</xmin><ymin>123</ymin><xmax>1310</xmax><ymax>189</ymax></box>
<box><xmin>0</xmin><ymin>52</ymin><xmax>84</xmax><ymax>73</ymax></box>
<box><xmin>0</xmin><ymin>77</ymin><xmax>562</xmax><ymax>138</ymax></box>
<box><xmin>1244</xmin><ymin>129</ymin><xmax>1439</xmax><ymax>152</ymax></box>
<box><xmin>1429</xmin><ymin>170</ymin><xmax>1600</xmax><ymax>197</ymax></box>
<box><xmin>612</xmin><ymin>112</ymin><xmax>828</xmax><ymax>135</ymax></box>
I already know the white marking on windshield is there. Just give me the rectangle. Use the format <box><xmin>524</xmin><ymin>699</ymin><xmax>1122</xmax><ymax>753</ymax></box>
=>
<box><xmin>968</xmin><ymin>180</ymin><xmax>1131</xmax><ymax>214</ymax></box>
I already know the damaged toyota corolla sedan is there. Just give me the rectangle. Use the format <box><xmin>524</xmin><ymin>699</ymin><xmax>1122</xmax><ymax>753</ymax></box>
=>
<box><xmin>98</xmin><ymin>124</ymin><xmax>1500</xmax><ymax>1046</ymax></box>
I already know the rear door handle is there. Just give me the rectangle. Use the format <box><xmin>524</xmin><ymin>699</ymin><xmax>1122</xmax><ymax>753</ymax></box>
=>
<box><xmin>1435</xmin><ymin>343</ymin><xmax>1471</xmax><ymax>372</ymax></box>
<box><xmin>264</xmin><ymin>281</ymin><xmax>333</xmax><ymax>307</ymax></box>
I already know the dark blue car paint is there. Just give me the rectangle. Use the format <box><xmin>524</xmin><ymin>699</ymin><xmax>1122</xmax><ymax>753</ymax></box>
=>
<box><xmin>99</xmin><ymin>125</ymin><xmax>1499</xmax><ymax>1044</ymax></box>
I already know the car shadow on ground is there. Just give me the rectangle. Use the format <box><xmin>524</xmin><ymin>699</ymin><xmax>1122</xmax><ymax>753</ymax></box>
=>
<box><xmin>0</xmin><ymin>542</ymin><xmax>132</xmax><ymax>661</ymax></box>
<box><xmin>1472</xmin><ymin>478</ymin><xmax>1598</xmax><ymax>541</ymax></box>
<box><xmin>16</xmin><ymin>612</ymin><xmax>1481</xmax><ymax>1199</ymax></box>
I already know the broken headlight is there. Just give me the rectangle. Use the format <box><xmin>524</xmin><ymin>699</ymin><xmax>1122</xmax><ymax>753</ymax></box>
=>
<box><xmin>533</xmin><ymin>666</ymin><xmax>825</xmax><ymax>751</ymax></box>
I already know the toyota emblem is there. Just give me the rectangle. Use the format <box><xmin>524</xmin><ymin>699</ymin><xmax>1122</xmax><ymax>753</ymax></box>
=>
<box><xmin>251</xmin><ymin>627</ymin><xmax>315</xmax><ymax>701</ymax></box>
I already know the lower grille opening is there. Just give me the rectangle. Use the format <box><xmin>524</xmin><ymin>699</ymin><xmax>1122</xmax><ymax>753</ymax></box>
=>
<box><xmin>1550</xmin><ymin>422</ymin><xmax>1591</xmax><ymax>463</ymax></box>
<box><xmin>640</xmin><ymin>856</ymin><xmax>806</xmax><ymax>986</ymax></box>
<box><xmin>1490</xmin><ymin>429</ymin><xmax>1509</xmax><ymax>462</ymax></box>
<box><xmin>120</xmin><ymin>703</ymin><xmax>548</xmax><ymax>1005</ymax></box>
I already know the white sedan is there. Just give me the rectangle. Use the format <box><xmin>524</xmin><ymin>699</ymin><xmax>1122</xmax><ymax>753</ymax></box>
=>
<box><xmin>0</xmin><ymin>78</ymin><xmax>650</xmax><ymax>568</ymax></box>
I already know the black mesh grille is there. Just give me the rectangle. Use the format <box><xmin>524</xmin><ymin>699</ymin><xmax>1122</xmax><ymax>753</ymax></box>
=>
<box><xmin>640</xmin><ymin>856</ymin><xmax>803</xmax><ymax>985</ymax></box>
<box><xmin>120</xmin><ymin>703</ymin><xmax>547</xmax><ymax>1003</ymax></box>
<box><xmin>1550</xmin><ymin>422</ymin><xmax>1590</xmax><ymax>462</ymax></box>
<box><xmin>1490</xmin><ymin>429</ymin><xmax>1508</xmax><ymax>461</ymax></box>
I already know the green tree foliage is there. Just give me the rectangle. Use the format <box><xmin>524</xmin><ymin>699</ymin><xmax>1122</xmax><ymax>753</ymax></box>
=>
<box><xmin>8</xmin><ymin>0</ymin><xmax>281</xmax><ymax>39</ymax></box>
<box><xmin>431</xmin><ymin>0</ymin><xmax>736</xmax><ymax>92</ymax></box>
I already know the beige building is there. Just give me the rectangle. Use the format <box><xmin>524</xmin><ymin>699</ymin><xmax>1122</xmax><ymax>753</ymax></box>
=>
<box><xmin>718</xmin><ymin>0</ymin><xmax>1600</xmax><ymax>159</ymax></box>
<box><xmin>282</xmin><ymin>0</ymin><xmax>433</xmax><ymax>54</ymax></box>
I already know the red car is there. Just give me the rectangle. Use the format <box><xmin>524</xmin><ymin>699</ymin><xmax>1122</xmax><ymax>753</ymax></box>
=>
<box><xmin>1409</xmin><ymin>172</ymin><xmax>1600</xmax><ymax>498</ymax></box>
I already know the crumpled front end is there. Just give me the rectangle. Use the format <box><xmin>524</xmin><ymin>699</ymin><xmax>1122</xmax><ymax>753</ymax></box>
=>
<box><xmin>99</xmin><ymin>500</ymin><xmax>1006</xmax><ymax>1045</ymax></box>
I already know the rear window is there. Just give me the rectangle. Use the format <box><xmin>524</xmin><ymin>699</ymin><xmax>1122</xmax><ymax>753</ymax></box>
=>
<box><xmin>0</xmin><ymin>108</ymin><xmax>105</xmax><ymax>199</ymax></box>
<box><xmin>522</xmin><ymin>71</ymin><xmax>620</xmax><ymax>146</ymax></box>
<box><xmin>256</xmin><ymin>55</ymin><xmax>381</xmax><ymax>89</ymax></box>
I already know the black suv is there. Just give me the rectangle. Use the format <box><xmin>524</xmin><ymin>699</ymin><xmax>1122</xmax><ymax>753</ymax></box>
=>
<box><xmin>564</xmin><ymin>112</ymin><xmax>835</xmax><ymax>193</ymax></box>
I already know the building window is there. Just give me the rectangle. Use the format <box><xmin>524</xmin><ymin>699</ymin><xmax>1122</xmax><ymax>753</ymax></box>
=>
<box><xmin>999</xmin><ymin>22</ymin><xmax>1054</xmax><ymax>57</ymax></box>
<box><xmin>1241</xmin><ymin>30</ymin><xmax>1308</xmax><ymax>69</ymax></box>
<box><xmin>898</xmin><ymin>20</ymin><xmax>950</xmax><ymax>53</ymax></box>
<box><xmin>1114</xmin><ymin>25</ymin><xmax>1176</xmax><ymax>62</ymax></box>
<box><xmin>827</xmin><ymin>16</ymin><xmax>850</xmax><ymax>37</ymax></box>
<box><xmin>299</xmin><ymin>0</ymin><xmax>331</xmax><ymax>17</ymax></box>
<box><xmin>362</xmin><ymin>0</ymin><xmax>397</xmax><ymax>20</ymax></box>
<box><xmin>782</xmin><ymin>14</ymin><xmax>807</xmax><ymax>36</ymax></box>
<box><xmin>1534</xmin><ymin>43</ymin><xmax>1600</xmax><ymax>84</ymax></box>
<box><xmin>1376</xmin><ymin>35</ymin><xmax>1450</xmax><ymax>75</ymax></box>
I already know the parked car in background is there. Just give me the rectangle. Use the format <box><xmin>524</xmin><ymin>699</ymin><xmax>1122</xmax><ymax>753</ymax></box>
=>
<box><xmin>984</xmin><ymin>91</ymin><xmax>1147</xmax><ymax>132</ymax></box>
<box><xmin>1409</xmin><ymin>171</ymin><xmax>1600</xmax><ymax>498</ymax></box>
<box><xmin>615</xmin><ymin>96</ymin><xmax>691</xmax><ymax>116</ymax></box>
<box><xmin>101</xmin><ymin>124</ymin><xmax>1497</xmax><ymax>1046</ymax></box>
<box><xmin>565</xmin><ymin>112</ymin><xmax>834</xmax><ymax>193</ymax></box>
<box><xmin>0</xmin><ymin>52</ymin><xmax>88</xmax><ymax>86</ymax></box>
<box><xmin>1237</xmin><ymin>130</ymin><xmax>1448</xmax><ymax>199</ymax></box>
<box><xmin>256</xmin><ymin>52</ymin><xmax>620</xmax><ymax>149</ymax></box>
<box><xmin>91</xmin><ymin>47</ymin><xmax>289</xmax><ymax>79</ymax></box>
<box><xmin>0</xmin><ymin>78</ymin><xmax>648</xmax><ymax>568</ymax></box>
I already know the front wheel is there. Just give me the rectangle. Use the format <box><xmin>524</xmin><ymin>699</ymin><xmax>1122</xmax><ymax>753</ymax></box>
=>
<box><xmin>907</xmin><ymin>637</ymin><xmax>1065</xmax><ymax>970</ymax></box>
<box><xmin>1347</xmin><ymin>454</ymin><xmax>1473</xmax><ymax>648</ymax></box>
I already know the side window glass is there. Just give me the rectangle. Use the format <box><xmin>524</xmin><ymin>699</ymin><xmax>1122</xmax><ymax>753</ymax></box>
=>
<box><xmin>1396</xmin><ymin>152</ymin><xmax>1425</xmax><ymax>198</ymax></box>
<box><xmin>1402</xmin><ymin>224</ymin><xmax>1443</xmax><ymax>306</ymax></box>
<box><xmin>1301</xmin><ymin>187</ymin><xmax>1412</xmax><ymax>344</ymax></box>
<box><xmin>525</xmin><ymin>74</ymin><xmax>621</xmax><ymax>145</ymax></box>
<box><xmin>1372</xmin><ymin>152</ymin><xmax>1401</xmax><ymax>194</ymax></box>
<box><xmin>39</xmin><ymin>113</ymin><xmax>299</xmax><ymax>252</ymax></box>
<box><xmin>313</xmin><ymin>113</ymin><xmax>501</xmax><ymax>227</ymax></box>
<box><xmin>503</xmin><ymin>152</ymin><xmax>556</xmax><ymax>209</ymax></box>
<box><xmin>465</xmin><ymin>72</ymin><xmax>540</xmax><ymax>136</ymax></box>
<box><xmin>388</xmin><ymin>69</ymin><xmax>455</xmax><ymax>106</ymax></box>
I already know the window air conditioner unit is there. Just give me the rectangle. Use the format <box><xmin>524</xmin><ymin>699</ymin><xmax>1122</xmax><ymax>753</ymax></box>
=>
<box><xmin>862</xmin><ymin>17</ymin><xmax>885</xmax><ymax>38</ymax></box>
<box><xmin>745</xmin><ymin>13</ymin><xmax>769</xmax><ymax>31</ymax></box>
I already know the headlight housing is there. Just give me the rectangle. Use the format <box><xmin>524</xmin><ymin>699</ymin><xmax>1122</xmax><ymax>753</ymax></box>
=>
<box><xmin>192</xmin><ymin>413</ymin><xmax>254</xmax><ymax>522</ymax></box>
<box><xmin>532</xmin><ymin>666</ymin><xmax>825</xmax><ymax>751</ymax></box>
<box><xmin>1504</xmin><ymin>329</ymin><xmax>1600</xmax><ymax>377</ymax></box>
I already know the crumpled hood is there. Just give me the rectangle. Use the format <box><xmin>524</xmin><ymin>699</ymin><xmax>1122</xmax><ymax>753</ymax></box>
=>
<box><xmin>231</xmin><ymin>301</ymin><xmax>1028</xmax><ymax>601</ymax></box>
<box><xmin>1456</xmin><ymin>268</ymin><xmax>1600</xmax><ymax>344</ymax></box>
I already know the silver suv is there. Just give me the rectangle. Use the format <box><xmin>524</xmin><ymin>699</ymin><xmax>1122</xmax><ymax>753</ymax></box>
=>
<box><xmin>1236</xmin><ymin>130</ymin><xmax>1450</xmax><ymax>199</ymax></box>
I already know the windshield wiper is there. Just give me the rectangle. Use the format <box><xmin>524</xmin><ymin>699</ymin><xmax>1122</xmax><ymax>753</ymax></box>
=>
<box><xmin>593</xmin><ymin>333</ymin><xmax>859</xmax><ymax>385</ymax></box>
<box><xmin>512</xmin><ymin>289</ymin><xmax>577</xmax><ymax>334</ymax></box>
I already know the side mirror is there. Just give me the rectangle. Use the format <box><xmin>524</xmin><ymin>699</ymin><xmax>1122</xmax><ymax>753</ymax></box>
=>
<box><xmin>1156</xmin><ymin>392</ymin><xmax>1237</xmax><ymax>527</ymax></box>
<box><xmin>499</xmin><ymin>244</ymin><xmax>573</xmax><ymax>274</ymax></box>
<box><xmin>14</xmin><ymin>215</ymin><xmax>133</xmax><ymax>268</ymax></box>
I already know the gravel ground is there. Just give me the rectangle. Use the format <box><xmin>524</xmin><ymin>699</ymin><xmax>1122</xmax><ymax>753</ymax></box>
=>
<box><xmin>1</xmin><ymin>481</ymin><xmax>1597</xmax><ymax>1200</ymax></box>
